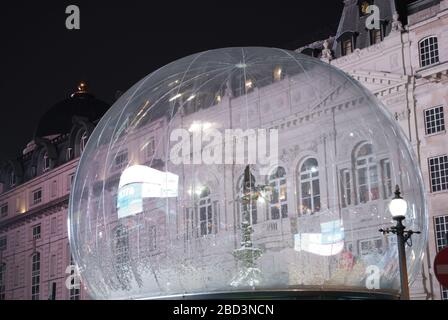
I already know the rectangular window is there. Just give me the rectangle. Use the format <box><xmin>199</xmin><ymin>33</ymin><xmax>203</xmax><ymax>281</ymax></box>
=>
<box><xmin>67</xmin><ymin>174</ymin><xmax>75</xmax><ymax>191</ymax></box>
<box><xmin>32</xmin><ymin>189</ymin><xmax>42</xmax><ymax>206</ymax></box>
<box><xmin>15</xmin><ymin>231</ymin><xmax>20</xmax><ymax>247</ymax></box>
<box><xmin>359</xmin><ymin>238</ymin><xmax>383</xmax><ymax>256</ymax></box>
<box><xmin>425</xmin><ymin>106</ymin><xmax>445</xmax><ymax>135</ymax></box>
<box><xmin>148</xmin><ymin>225</ymin><xmax>156</xmax><ymax>251</ymax></box>
<box><xmin>429</xmin><ymin>155</ymin><xmax>448</xmax><ymax>192</ymax></box>
<box><xmin>114</xmin><ymin>151</ymin><xmax>128</xmax><ymax>169</ymax></box>
<box><xmin>0</xmin><ymin>236</ymin><xmax>6</xmax><ymax>251</ymax></box>
<box><xmin>0</xmin><ymin>204</ymin><xmax>8</xmax><ymax>218</ymax></box>
<box><xmin>145</xmin><ymin>138</ymin><xmax>155</xmax><ymax>159</ymax></box>
<box><xmin>32</xmin><ymin>225</ymin><xmax>41</xmax><ymax>240</ymax></box>
<box><xmin>420</xmin><ymin>36</ymin><xmax>439</xmax><ymax>68</ymax></box>
<box><xmin>343</xmin><ymin>39</ymin><xmax>353</xmax><ymax>56</ymax></box>
<box><xmin>435</xmin><ymin>215</ymin><xmax>448</xmax><ymax>252</ymax></box>
<box><xmin>184</xmin><ymin>207</ymin><xmax>194</xmax><ymax>240</ymax></box>
<box><xmin>14</xmin><ymin>266</ymin><xmax>19</xmax><ymax>287</ymax></box>
<box><xmin>370</xmin><ymin>28</ymin><xmax>382</xmax><ymax>45</ymax></box>
<box><xmin>51</xmin><ymin>217</ymin><xmax>57</xmax><ymax>234</ymax></box>
<box><xmin>434</xmin><ymin>215</ymin><xmax>448</xmax><ymax>300</ymax></box>
<box><xmin>50</xmin><ymin>254</ymin><xmax>56</xmax><ymax>277</ymax></box>
<box><xmin>51</xmin><ymin>180</ymin><xmax>57</xmax><ymax>198</ymax></box>
<box><xmin>340</xmin><ymin>169</ymin><xmax>351</xmax><ymax>207</ymax></box>
<box><xmin>381</xmin><ymin>159</ymin><xmax>393</xmax><ymax>198</ymax></box>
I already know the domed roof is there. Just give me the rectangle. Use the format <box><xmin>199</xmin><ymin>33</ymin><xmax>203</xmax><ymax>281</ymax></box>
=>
<box><xmin>34</xmin><ymin>82</ymin><xmax>110</xmax><ymax>138</ymax></box>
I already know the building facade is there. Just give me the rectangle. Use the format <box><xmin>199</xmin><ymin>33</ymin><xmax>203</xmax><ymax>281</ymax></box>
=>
<box><xmin>297</xmin><ymin>0</ymin><xmax>448</xmax><ymax>299</ymax></box>
<box><xmin>0</xmin><ymin>0</ymin><xmax>447</xmax><ymax>300</ymax></box>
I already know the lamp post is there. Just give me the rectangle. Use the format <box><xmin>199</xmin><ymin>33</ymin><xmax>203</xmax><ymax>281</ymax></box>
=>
<box><xmin>379</xmin><ymin>185</ymin><xmax>420</xmax><ymax>300</ymax></box>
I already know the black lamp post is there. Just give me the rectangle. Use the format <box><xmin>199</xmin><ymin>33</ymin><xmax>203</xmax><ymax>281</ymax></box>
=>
<box><xmin>379</xmin><ymin>185</ymin><xmax>420</xmax><ymax>300</ymax></box>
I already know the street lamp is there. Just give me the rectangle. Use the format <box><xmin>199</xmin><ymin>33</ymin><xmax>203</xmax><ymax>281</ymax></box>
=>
<box><xmin>379</xmin><ymin>185</ymin><xmax>421</xmax><ymax>300</ymax></box>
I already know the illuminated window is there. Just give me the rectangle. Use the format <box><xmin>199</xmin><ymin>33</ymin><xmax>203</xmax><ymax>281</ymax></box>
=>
<box><xmin>32</xmin><ymin>224</ymin><xmax>41</xmax><ymax>240</ymax></box>
<box><xmin>0</xmin><ymin>263</ymin><xmax>5</xmax><ymax>300</ymax></box>
<box><xmin>43</xmin><ymin>152</ymin><xmax>51</xmax><ymax>172</ymax></box>
<box><xmin>299</xmin><ymin>158</ymin><xmax>320</xmax><ymax>215</ymax></box>
<box><xmin>359</xmin><ymin>238</ymin><xmax>383</xmax><ymax>256</ymax></box>
<box><xmin>66</xmin><ymin>147</ymin><xmax>73</xmax><ymax>161</ymax></box>
<box><xmin>69</xmin><ymin>255</ymin><xmax>80</xmax><ymax>300</ymax></box>
<box><xmin>355</xmin><ymin>143</ymin><xmax>379</xmax><ymax>203</ymax></box>
<box><xmin>370</xmin><ymin>28</ymin><xmax>382</xmax><ymax>45</ymax></box>
<box><xmin>340</xmin><ymin>169</ymin><xmax>352</xmax><ymax>208</ymax></box>
<box><xmin>31</xmin><ymin>252</ymin><xmax>40</xmax><ymax>300</ymax></box>
<box><xmin>268</xmin><ymin>167</ymin><xmax>288</xmax><ymax>220</ymax></box>
<box><xmin>237</xmin><ymin>173</ymin><xmax>257</xmax><ymax>225</ymax></box>
<box><xmin>145</xmin><ymin>137</ymin><xmax>156</xmax><ymax>158</ymax></box>
<box><xmin>343</xmin><ymin>39</ymin><xmax>353</xmax><ymax>56</ymax></box>
<box><xmin>0</xmin><ymin>204</ymin><xmax>8</xmax><ymax>218</ymax></box>
<box><xmin>425</xmin><ymin>106</ymin><xmax>445</xmax><ymax>135</ymax></box>
<box><xmin>429</xmin><ymin>155</ymin><xmax>448</xmax><ymax>192</ymax></box>
<box><xmin>10</xmin><ymin>170</ymin><xmax>16</xmax><ymax>187</ymax></box>
<box><xmin>32</xmin><ymin>189</ymin><xmax>42</xmax><ymax>206</ymax></box>
<box><xmin>184</xmin><ymin>207</ymin><xmax>194</xmax><ymax>240</ymax></box>
<box><xmin>381</xmin><ymin>159</ymin><xmax>393</xmax><ymax>198</ymax></box>
<box><xmin>114</xmin><ymin>151</ymin><xmax>128</xmax><ymax>169</ymax></box>
<box><xmin>419</xmin><ymin>36</ymin><xmax>439</xmax><ymax>68</ymax></box>
<box><xmin>198</xmin><ymin>187</ymin><xmax>217</xmax><ymax>236</ymax></box>
<box><xmin>273</xmin><ymin>66</ymin><xmax>283</xmax><ymax>81</ymax></box>
<box><xmin>80</xmin><ymin>131</ymin><xmax>88</xmax><ymax>153</ymax></box>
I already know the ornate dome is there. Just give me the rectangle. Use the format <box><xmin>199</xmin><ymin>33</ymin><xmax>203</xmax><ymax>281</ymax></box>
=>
<box><xmin>34</xmin><ymin>82</ymin><xmax>110</xmax><ymax>138</ymax></box>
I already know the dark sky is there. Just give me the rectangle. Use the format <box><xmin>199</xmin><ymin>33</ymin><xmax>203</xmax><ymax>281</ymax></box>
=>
<box><xmin>0</xmin><ymin>0</ymin><xmax>345</xmax><ymax>162</ymax></box>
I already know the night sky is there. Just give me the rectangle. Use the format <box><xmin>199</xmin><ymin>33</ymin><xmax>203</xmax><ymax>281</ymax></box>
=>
<box><xmin>0</xmin><ymin>1</ymin><xmax>347</xmax><ymax>162</ymax></box>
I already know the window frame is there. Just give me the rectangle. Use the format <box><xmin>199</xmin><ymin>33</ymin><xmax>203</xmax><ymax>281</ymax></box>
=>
<box><xmin>268</xmin><ymin>167</ymin><xmax>288</xmax><ymax>220</ymax></box>
<box><xmin>428</xmin><ymin>155</ymin><xmax>448</xmax><ymax>193</ymax></box>
<box><xmin>43</xmin><ymin>152</ymin><xmax>51</xmax><ymax>172</ymax></box>
<box><xmin>424</xmin><ymin>106</ymin><xmax>445</xmax><ymax>136</ymax></box>
<box><xmin>32</xmin><ymin>224</ymin><xmax>41</xmax><ymax>241</ymax></box>
<box><xmin>31</xmin><ymin>188</ymin><xmax>43</xmax><ymax>206</ymax></box>
<box><xmin>419</xmin><ymin>36</ymin><xmax>440</xmax><ymax>68</ymax></box>
<box><xmin>355</xmin><ymin>143</ymin><xmax>380</xmax><ymax>203</ymax></box>
<box><xmin>31</xmin><ymin>252</ymin><xmax>40</xmax><ymax>300</ymax></box>
<box><xmin>298</xmin><ymin>158</ymin><xmax>321</xmax><ymax>215</ymax></box>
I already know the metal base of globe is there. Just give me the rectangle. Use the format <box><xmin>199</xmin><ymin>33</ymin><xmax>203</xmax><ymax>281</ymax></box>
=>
<box><xmin>149</xmin><ymin>288</ymin><xmax>400</xmax><ymax>300</ymax></box>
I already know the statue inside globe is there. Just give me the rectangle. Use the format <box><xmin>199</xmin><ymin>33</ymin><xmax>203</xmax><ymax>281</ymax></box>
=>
<box><xmin>68</xmin><ymin>47</ymin><xmax>428</xmax><ymax>300</ymax></box>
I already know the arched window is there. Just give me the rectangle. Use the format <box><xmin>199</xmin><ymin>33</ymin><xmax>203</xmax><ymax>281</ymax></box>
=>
<box><xmin>0</xmin><ymin>263</ymin><xmax>5</xmax><ymax>300</ymax></box>
<box><xmin>419</xmin><ymin>36</ymin><xmax>439</xmax><ymax>68</ymax></box>
<box><xmin>268</xmin><ymin>167</ymin><xmax>288</xmax><ymax>220</ymax></box>
<box><xmin>31</xmin><ymin>252</ymin><xmax>40</xmax><ymax>300</ymax></box>
<box><xmin>355</xmin><ymin>143</ymin><xmax>379</xmax><ymax>203</ymax></box>
<box><xmin>43</xmin><ymin>152</ymin><xmax>51</xmax><ymax>172</ymax></box>
<box><xmin>237</xmin><ymin>173</ymin><xmax>257</xmax><ymax>225</ymax></box>
<box><xmin>80</xmin><ymin>131</ymin><xmax>88</xmax><ymax>153</ymax></box>
<box><xmin>299</xmin><ymin>158</ymin><xmax>320</xmax><ymax>215</ymax></box>
<box><xmin>198</xmin><ymin>187</ymin><xmax>216</xmax><ymax>236</ymax></box>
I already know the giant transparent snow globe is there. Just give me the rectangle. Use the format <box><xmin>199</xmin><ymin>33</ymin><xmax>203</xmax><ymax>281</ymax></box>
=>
<box><xmin>68</xmin><ymin>47</ymin><xmax>427</xmax><ymax>299</ymax></box>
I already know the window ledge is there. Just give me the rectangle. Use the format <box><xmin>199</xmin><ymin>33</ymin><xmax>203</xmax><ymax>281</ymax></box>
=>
<box><xmin>425</xmin><ymin>130</ymin><xmax>446</xmax><ymax>138</ymax></box>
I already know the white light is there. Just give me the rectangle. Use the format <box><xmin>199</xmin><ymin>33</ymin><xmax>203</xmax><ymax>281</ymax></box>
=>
<box><xmin>169</xmin><ymin>93</ymin><xmax>182</xmax><ymax>102</ymax></box>
<box><xmin>188</xmin><ymin>122</ymin><xmax>202</xmax><ymax>132</ymax></box>
<box><xmin>310</xmin><ymin>166</ymin><xmax>318</xmax><ymax>173</ymax></box>
<box><xmin>187</xmin><ymin>94</ymin><xmax>196</xmax><ymax>102</ymax></box>
<box><xmin>349</xmin><ymin>132</ymin><xmax>354</xmax><ymax>137</ymax></box>
<box><xmin>389</xmin><ymin>198</ymin><xmax>408</xmax><ymax>218</ymax></box>
<box><xmin>216</xmin><ymin>95</ymin><xmax>221</xmax><ymax>103</ymax></box>
<box><xmin>245</xmin><ymin>80</ymin><xmax>253</xmax><ymax>89</ymax></box>
<box><xmin>257</xmin><ymin>197</ymin><xmax>265</xmax><ymax>204</ymax></box>
<box><xmin>202</xmin><ymin>122</ymin><xmax>212</xmax><ymax>130</ymax></box>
